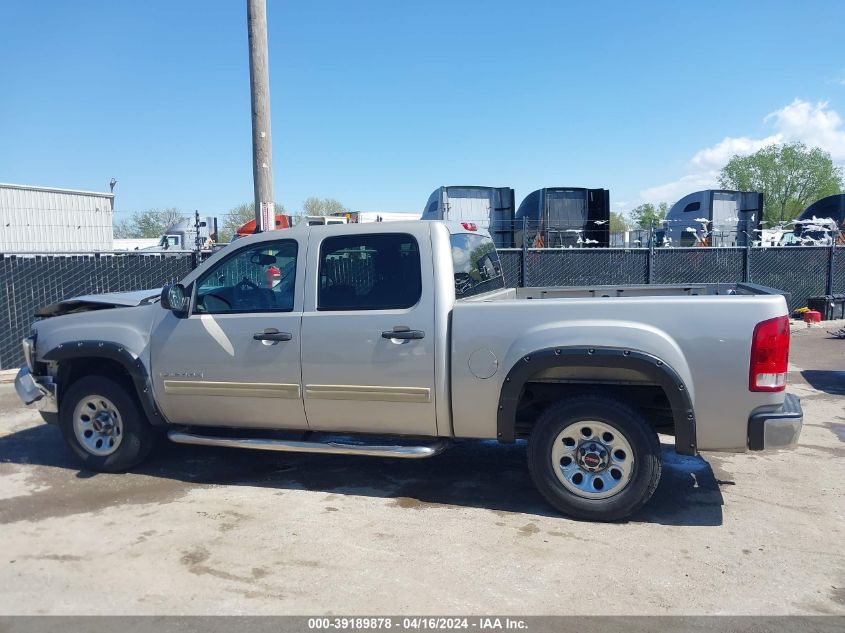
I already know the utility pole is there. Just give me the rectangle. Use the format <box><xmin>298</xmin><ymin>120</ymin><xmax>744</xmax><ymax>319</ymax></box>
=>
<box><xmin>247</xmin><ymin>0</ymin><xmax>274</xmax><ymax>233</ymax></box>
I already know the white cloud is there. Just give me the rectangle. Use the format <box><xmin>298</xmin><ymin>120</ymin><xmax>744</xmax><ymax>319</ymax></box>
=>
<box><xmin>639</xmin><ymin>173</ymin><xmax>721</xmax><ymax>205</ymax></box>
<box><xmin>638</xmin><ymin>99</ymin><xmax>845</xmax><ymax>205</ymax></box>
<box><xmin>766</xmin><ymin>99</ymin><xmax>845</xmax><ymax>160</ymax></box>
<box><xmin>689</xmin><ymin>134</ymin><xmax>779</xmax><ymax>170</ymax></box>
<box><xmin>827</xmin><ymin>71</ymin><xmax>845</xmax><ymax>86</ymax></box>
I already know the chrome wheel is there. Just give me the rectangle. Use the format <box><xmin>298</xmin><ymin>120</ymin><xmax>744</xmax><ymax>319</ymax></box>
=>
<box><xmin>72</xmin><ymin>395</ymin><xmax>124</xmax><ymax>456</ymax></box>
<box><xmin>550</xmin><ymin>420</ymin><xmax>634</xmax><ymax>500</ymax></box>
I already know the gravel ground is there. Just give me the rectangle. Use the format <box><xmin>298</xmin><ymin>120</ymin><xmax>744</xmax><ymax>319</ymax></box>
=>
<box><xmin>0</xmin><ymin>326</ymin><xmax>842</xmax><ymax>615</ymax></box>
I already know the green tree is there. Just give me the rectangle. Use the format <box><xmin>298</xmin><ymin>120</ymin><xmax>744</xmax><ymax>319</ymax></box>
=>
<box><xmin>302</xmin><ymin>197</ymin><xmax>349</xmax><ymax>217</ymax></box>
<box><xmin>113</xmin><ymin>217</ymin><xmax>136</xmax><ymax>239</ymax></box>
<box><xmin>718</xmin><ymin>142</ymin><xmax>843</xmax><ymax>224</ymax></box>
<box><xmin>610</xmin><ymin>211</ymin><xmax>628</xmax><ymax>233</ymax></box>
<box><xmin>628</xmin><ymin>202</ymin><xmax>669</xmax><ymax>229</ymax></box>
<box><xmin>113</xmin><ymin>208</ymin><xmax>185</xmax><ymax>239</ymax></box>
<box><xmin>219</xmin><ymin>202</ymin><xmax>287</xmax><ymax>242</ymax></box>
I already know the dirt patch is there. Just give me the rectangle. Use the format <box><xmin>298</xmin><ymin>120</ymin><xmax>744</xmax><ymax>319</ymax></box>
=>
<box><xmin>518</xmin><ymin>523</ymin><xmax>540</xmax><ymax>536</ymax></box>
<box><xmin>0</xmin><ymin>471</ymin><xmax>193</xmax><ymax>525</ymax></box>
<box><xmin>23</xmin><ymin>554</ymin><xmax>84</xmax><ymax>562</ymax></box>
<box><xmin>180</xmin><ymin>545</ymin><xmax>272</xmax><ymax>584</ymax></box>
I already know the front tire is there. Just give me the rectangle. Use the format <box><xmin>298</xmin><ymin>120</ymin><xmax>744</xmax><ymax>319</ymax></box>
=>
<box><xmin>59</xmin><ymin>376</ymin><xmax>156</xmax><ymax>472</ymax></box>
<box><xmin>527</xmin><ymin>395</ymin><xmax>662</xmax><ymax>521</ymax></box>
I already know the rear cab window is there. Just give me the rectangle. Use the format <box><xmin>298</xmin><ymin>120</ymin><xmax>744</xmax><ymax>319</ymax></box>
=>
<box><xmin>450</xmin><ymin>233</ymin><xmax>505</xmax><ymax>298</ymax></box>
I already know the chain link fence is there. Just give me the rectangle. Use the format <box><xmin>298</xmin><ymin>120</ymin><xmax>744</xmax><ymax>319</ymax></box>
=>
<box><xmin>523</xmin><ymin>248</ymin><xmax>650</xmax><ymax>286</ymax></box>
<box><xmin>1</xmin><ymin>252</ymin><xmax>195</xmax><ymax>369</ymax></box>
<box><xmin>1</xmin><ymin>246</ymin><xmax>842</xmax><ymax>370</ymax></box>
<box><xmin>834</xmin><ymin>246</ymin><xmax>845</xmax><ymax>296</ymax></box>
<box><xmin>652</xmin><ymin>248</ymin><xmax>745</xmax><ymax>284</ymax></box>
<box><xmin>748</xmin><ymin>247</ymin><xmax>833</xmax><ymax>311</ymax></box>
<box><xmin>497</xmin><ymin>249</ymin><xmax>522</xmax><ymax>288</ymax></box>
<box><xmin>504</xmin><ymin>246</ymin><xmax>841</xmax><ymax>312</ymax></box>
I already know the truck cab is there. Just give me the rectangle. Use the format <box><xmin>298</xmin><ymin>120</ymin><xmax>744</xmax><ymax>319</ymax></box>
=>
<box><xmin>147</xmin><ymin>216</ymin><xmax>217</xmax><ymax>251</ymax></box>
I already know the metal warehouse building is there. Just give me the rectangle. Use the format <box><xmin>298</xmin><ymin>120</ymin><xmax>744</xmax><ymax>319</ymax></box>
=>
<box><xmin>0</xmin><ymin>183</ymin><xmax>114</xmax><ymax>253</ymax></box>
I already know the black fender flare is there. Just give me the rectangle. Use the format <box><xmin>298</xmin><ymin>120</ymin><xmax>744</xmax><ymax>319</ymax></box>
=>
<box><xmin>42</xmin><ymin>341</ymin><xmax>169</xmax><ymax>427</ymax></box>
<box><xmin>497</xmin><ymin>346</ymin><xmax>697</xmax><ymax>455</ymax></box>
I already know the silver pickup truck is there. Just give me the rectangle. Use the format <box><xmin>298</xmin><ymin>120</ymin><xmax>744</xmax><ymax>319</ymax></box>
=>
<box><xmin>15</xmin><ymin>221</ymin><xmax>802</xmax><ymax>520</ymax></box>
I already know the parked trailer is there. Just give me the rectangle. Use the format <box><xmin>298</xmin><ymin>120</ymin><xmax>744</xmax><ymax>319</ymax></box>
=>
<box><xmin>0</xmin><ymin>183</ymin><xmax>114</xmax><ymax>253</ymax></box>
<box><xmin>349</xmin><ymin>211</ymin><xmax>418</xmax><ymax>223</ymax></box>
<box><xmin>421</xmin><ymin>186</ymin><xmax>515</xmax><ymax>248</ymax></box>
<box><xmin>663</xmin><ymin>190</ymin><xmax>763</xmax><ymax>247</ymax></box>
<box><xmin>304</xmin><ymin>215</ymin><xmax>348</xmax><ymax>226</ymax></box>
<box><xmin>514</xmin><ymin>187</ymin><xmax>610</xmax><ymax>248</ymax></box>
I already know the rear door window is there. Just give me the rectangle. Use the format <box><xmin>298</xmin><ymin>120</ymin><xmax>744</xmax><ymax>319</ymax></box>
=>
<box><xmin>318</xmin><ymin>233</ymin><xmax>422</xmax><ymax>310</ymax></box>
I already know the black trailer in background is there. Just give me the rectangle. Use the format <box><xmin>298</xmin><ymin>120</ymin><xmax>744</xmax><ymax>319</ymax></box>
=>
<box><xmin>794</xmin><ymin>194</ymin><xmax>845</xmax><ymax>243</ymax></box>
<box><xmin>513</xmin><ymin>187</ymin><xmax>610</xmax><ymax>248</ymax></box>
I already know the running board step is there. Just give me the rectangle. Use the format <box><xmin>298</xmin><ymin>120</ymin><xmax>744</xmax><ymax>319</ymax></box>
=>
<box><xmin>167</xmin><ymin>431</ymin><xmax>449</xmax><ymax>459</ymax></box>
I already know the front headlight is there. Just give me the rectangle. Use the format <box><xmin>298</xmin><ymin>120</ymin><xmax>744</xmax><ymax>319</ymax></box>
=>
<box><xmin>21</xmin><ymin>333</ymin><xmax>36</xmax><ymax>372</ymax></box>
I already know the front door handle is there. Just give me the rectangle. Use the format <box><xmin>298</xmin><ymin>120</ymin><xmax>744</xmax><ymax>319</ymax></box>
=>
<box><xmin>253</xmin><ymin>330</ymin><xmax>292</xmax><ymax>342</ymax></box>
<box><xmin>382</xmin><ymin>326</ymin><xmax>425</xmax><ymax>340</ymax></box>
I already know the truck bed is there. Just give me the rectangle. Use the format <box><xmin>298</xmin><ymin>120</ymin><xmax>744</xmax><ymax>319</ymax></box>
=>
<box><xmin>450</xmin><ymin>284</ymin><xmax>789</xmax><ymax>451</ymax></box>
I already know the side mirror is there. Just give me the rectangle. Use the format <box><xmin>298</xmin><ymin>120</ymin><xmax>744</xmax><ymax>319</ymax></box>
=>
<box><xmin>161</xmin><ymin>283</ymin><xmax>188</xmax><ymax>315</ymax></box>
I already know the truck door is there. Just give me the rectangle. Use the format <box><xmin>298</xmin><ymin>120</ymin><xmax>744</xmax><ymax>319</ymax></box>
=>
<box><xmin>150</xmin><ymin>236</ymin><xmax>307</xmax><ymax>430</ymax></box>
<box><xmin>300</xmin><ymin>225</ymin><xmax>438</xmax><ymax>436</ymax></box>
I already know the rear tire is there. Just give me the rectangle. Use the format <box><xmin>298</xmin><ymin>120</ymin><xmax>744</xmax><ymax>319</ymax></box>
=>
<box><xmin>59</xmin><ymin>376</ymin><xmax>156</xmax><ymax>472</ymax></box>
<box><xmin>527</xmin><ymin>395</ymin><xmax>662</xmax><ymax>521</ymax></box>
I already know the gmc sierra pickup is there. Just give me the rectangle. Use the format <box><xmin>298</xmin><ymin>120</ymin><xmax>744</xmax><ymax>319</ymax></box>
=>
<box><xmin>15</xmin><ymin>221</ymin><xmax>803</xmax><ymax>520</ymax></box>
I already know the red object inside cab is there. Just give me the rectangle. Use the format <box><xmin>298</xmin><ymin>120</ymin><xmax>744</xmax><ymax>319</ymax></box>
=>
<box><xmin>266</xmin><ymin>265</ymin><xmax>281</xmax><ymax>288</ymax></box>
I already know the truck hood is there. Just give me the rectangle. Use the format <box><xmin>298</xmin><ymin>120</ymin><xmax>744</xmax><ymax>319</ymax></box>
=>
<box><xmin>35</xmin><ymin>288</ymin><xmax>162</xmax><ymax>317</ymax></box>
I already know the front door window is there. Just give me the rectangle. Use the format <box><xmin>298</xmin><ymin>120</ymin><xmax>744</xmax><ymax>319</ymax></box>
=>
<box><xmin>195</xmin><ymin>240</ymin><xmax>297</xmax><ymax>314</ymax></box>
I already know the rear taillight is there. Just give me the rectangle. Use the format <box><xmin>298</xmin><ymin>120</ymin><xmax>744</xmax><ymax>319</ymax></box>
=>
<box><xmin>749</xmin><ymin>316</ymin><xmax>790</xmax><ymax>392</ymax></box>
<box><xmin>461</xmin><ymin>222</ymin><xmax>477</xmax><ymax>231</ymax></box>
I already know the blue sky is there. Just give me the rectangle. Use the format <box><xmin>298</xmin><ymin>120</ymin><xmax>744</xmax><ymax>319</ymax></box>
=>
<box><xmin>1</xmin><ymin>0</ymin><xmax>844</xmax><ymax>219</ymax></box>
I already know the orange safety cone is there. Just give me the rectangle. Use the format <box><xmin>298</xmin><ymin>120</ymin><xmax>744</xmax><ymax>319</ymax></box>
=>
<box><xmin>803</xmin><ymin>310</ymin><xmax>822</xmax><ymax>324</ymax></box>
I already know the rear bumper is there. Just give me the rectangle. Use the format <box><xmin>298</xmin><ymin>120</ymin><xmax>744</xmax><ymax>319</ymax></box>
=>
<box><xmin>748</xmin><ymin>393</ymin><xmax>803</xmax><ymax>450</ymax></box>
<box><xmin>14</xmin><ymin>367</ymin><xmax>58</xmax><ymax>413</ymax></box>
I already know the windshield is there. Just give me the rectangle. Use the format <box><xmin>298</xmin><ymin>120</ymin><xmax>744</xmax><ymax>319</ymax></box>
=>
<box><xmin>158</xmin><ymin>235</ymin><xmax>179</xmax><ymax>249</ymax></box>
<box><xmin>450</xmin><ymin>233</ymin><xmax>505</xmax><ymax>298</ymax></box>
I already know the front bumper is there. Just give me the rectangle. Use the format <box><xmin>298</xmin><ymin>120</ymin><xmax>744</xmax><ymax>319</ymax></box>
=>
<box><xmin>748</xmin><ymin>393</ymin><xmax>803</xmax><ymax>450</ymax></box>
<box><xmin>14</xmin><ymin>367</ymin><xmax>58</xmax><ymax>413</ymax></box>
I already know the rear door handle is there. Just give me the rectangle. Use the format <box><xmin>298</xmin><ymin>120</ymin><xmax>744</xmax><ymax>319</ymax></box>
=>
<box><xmin>253</xmin><ymin>330</ymin><xmax>292</xmax><ymax>342</ymax></box>
<box><xmin>382</xmin><ymin>327</ymin><xmax>425</xmax><ymax>340</ymax></box>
